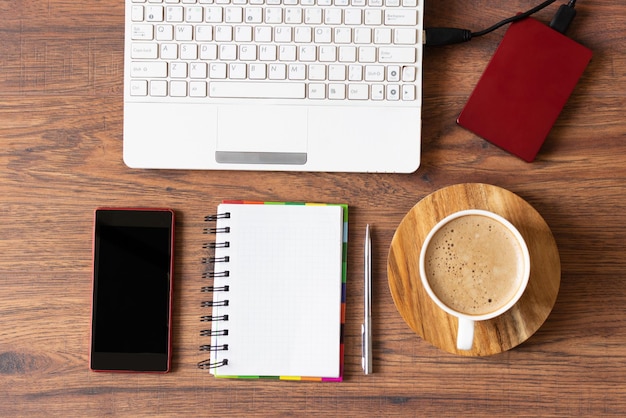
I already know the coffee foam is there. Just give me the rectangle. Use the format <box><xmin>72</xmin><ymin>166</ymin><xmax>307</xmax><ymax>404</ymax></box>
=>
<box><xmin>424</xmin><ymin>214</ymin><xmax>524</xmax><ymax>316</ymax></box>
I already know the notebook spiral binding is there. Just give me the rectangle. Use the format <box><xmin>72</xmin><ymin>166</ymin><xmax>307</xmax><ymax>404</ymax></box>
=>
<box><xmin>198</xmin><ymin>212</ymin><xmax>231</xmax><ymax>370</ymax></box>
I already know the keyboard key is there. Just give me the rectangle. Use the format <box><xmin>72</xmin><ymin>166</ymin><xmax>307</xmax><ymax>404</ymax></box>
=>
<box><xmin>344</xmin><ymin>9</ymin><xmax>362</xmax><ymax>25</ymax></box>
<box><xmin>334</xmin><ymin>27</ymin><xmax>351</xmax><ymax>44</ymax></box>
<box><xmin>295</xmin><ymin>27</ymin><xmax>312</xmax><ymax>43</ymax></box>
<box><xmin>246</xmin><ymin>8</ymin><xmax>263</xmax><ymax>23</ymax></box>
<box><xmin>308</xmin><ymin>64</ymin><xmax>326</xmax><ymax>81</ymax></box>
<box><xmin>160</xmin><ymin>43</ymin><xmax>179</xmax><ymax>59</ymax></box>
<box><xmin>384</xmin><ymin>9</ymin><xmax>417</xmax><ymax>26</ymax></box>
<box><xmin>288</xmin><ymin>63</ymin><xmax>306</xmax><ymax>80</ymax></box>
<box><xmin>402</xmin><ymin>65</ymin><xmax>416</xmax><ymax>82</ymax></box>
<box><xmin>378</xmin><ymin>47</ymin><xmax>416</xmax><ymax>63</ymax></box>
<box><xmin>210</xmin><ymin>62</ymin><xmax>227</xmax><ymax>78</ymax></box>
<box><xmin>265</xmin><ymin>8</ymin><xmax>282</xmax><ymax>24</ymax></box>
<box><xmin>358</xmin><ymin>46</ymin><xmax>376</xmax><ymax>63</ymax></box>
<box><xmin>131</xmin><ymin>6</ymin><xmax>145</xmax><ymax>21</ymax></box>
<box><xmin>328</xmin><ymin>84</ymin><xmax>346</xmax><ymax>100</ymax></box>
<box><xmin>249</xmin><ymin>63</ymin><xmax>267</xmax><ymax>79</ymax></box>
<box><xmin>130</xmin><ymin>80</ymin><xmax>148</xmax><ymax>96</ymax></box>
<box><xmin>354</xmin><ymin>27</ymin><xmax>372</xmax><ymax>44</ymax></box>
<box><xmin>387</xmin><ymin>65</ymin><xmax>400</xmax><ymax>82</ymax></box>
<box><xmin>348</xmin><ymin>64</ymin><xmax>363</xmax><ymax>81</ymax></box>
<box><xmin>394</xmin><ymin>28</ymin><xmax>417</xmax><ymax>44</ymax></box>
<box><xmin>318</xmin><ymin>45</ymin><xmax>336</xmax><ymax>62</ymax></box>
<box><xmin>181</xmin><ymin>43</ymin><xmax>198</xmax><ymax>59</ymax></box>
<box><xmin>175</xmin><ymin>24</ymin><xmax>194</xmax><ymax>40</ymax></box>
<box><xmin>386</xmin><ymin>84</ymin><xmax>400</xmax><ymax>100</ymax></box>
<box><xmin>275</xmin><ymin>27</ymin><xmax>293</xmax><ymax>42</ymax></box>
<box><xmin>402</xmin><ymin>84</ymin><xmax>416</xmax><ymax>101</ymax></box>
<box><xmin>308</xmin><ymin>83</ymin><xmax>326</xmax><ymax>99</ymax></box>
<box><xmin>239</xmin><ymin>44</ymin><xmax>257</xmax><ymax>60</ymax></box>
<box><xmin>170</xmin><ymin>62</ymin><xmax>188</xmax><ymax>77</ymax></box>
<box><xmin>364</xmin><ymin>65</ymin><xmax>385</xmax><ymax>82</ymax></box>
<box><xmin>348</xmin><ymin>84</ymin><xmax>368</xmax><ymax>100</ymax></box>
<box><xmin>131</xmin><ymin>43</ymin><xmax>158</xmax><ymax>59</ymax></box>
<box><xmin>364</xmin><ymin>9</ymin><xmax>382</xmax><ymax>25</ymax></box>
<box><xmin>166</xmin><ymin>6</ymin><xmax>184</xmax><ymax>21</ymax></box>
<box><xmin>304</xmin><ymin>9</ymin><xmax>322</xmax><ymax>24</ymax></box>
<box><xmin>285</xmin><ymin>8</ymin><xmax>303</xmax><ymax>24</ymax></box>
<box><xmin>150</xmin><ymin>80</ymin><xmax>168</xmax><ymax>96</ymax></box>
<box><xmin>186</xmin><ymin>6</ymin><xmax>204</xmax><ymax>22</ymax></box>
<box><xmin>259</xmin><ymin>44</ymin><xmax>277</xmax><ymax>61</ymax></box>
<box><xmin>195</xmin><ymin>25</ymin><xmax>213</xmax><ymax>41</ymax></box>
<box><xmin>190</xmin><ymin>81</ymin><xmax>207</xmax><ymax>97</ymax></box>
<box><xmin>156</xmin><ymin>24</ymin><xmax>174</xmax><ymax>40</ymax></box>
<box><xmin>131</xmin><ymin>61</ymin><xmax>167</xmax><ymax>77</ymax></box>
<box><xmin>225</xmin><ymin>7</ymin><xmax>243</xmax><ymax>23</ymax></box>
<box><xmin>298</xmin><ymin>45</ymin><xmax>316</xmax><ymax>62</ymax></box>
<box><xmin>132</xmin><ymin>24</ymin><xmax>154</xmax><ymax>40</ymax></box>
<box><xmin>338</xmin><ymin>46</ymin><xmax>357</xmax><ymax>62</ymax></box>
<box><xmin>229</xmin><ymin>63</ymin><xmax>247</xmax><ymax>79</ymax></box>
<box><xmin>279</xmin><ymin>45</ymin><xmax>296</xmax><ymax>61</ymax></box>
<box><xmin>209</xmin><ymin>82</ymin><xmax>306</xmax><ymax>98</ymax></box>
<box><xmin>170</xmin><ymin>80</ymin><xmax>188</xmax><ymax>96</ymax></box>
<box><xmin>371</xmin><ymin>84</ymin><xmax>384</xmax><ymax>100</ymax></box>
<box><xmin>219</xmin><ymin>44</ymin><xmax>237</xmax><ymax>59</ymax></box>
<box><xmin>205</xmin><ymin>7</ymin><xmax>223</xmax><ymax>23</ymax></box>
<box><xmin>374</xmin><ymin>27</ymin><xmax>391</xmax><ymax>44</ymax></box>
<box><xmin>268</xmin><ymin>63</ymin><xmax>287</xmax><ymax>79</ymax></box>
<box><xmin>314</xmin><ymin>27</ymin><xmax>332</xmax><ymax>43</ymax></box>
<box><xmin>146</xmin><ymin>6</ymin><xmax>165</xmax><ymax>21</ymax></box>
<box><xmin>255</xmin><ymin>26</ymin><xmax>272</xmax><ymax>42</ymax></box>
<box><xmin>190</xmin><ymin>62</ymin><xmax>208</xmax><ymax>78</ymax></box>
<box><xmin>200</xmin><ymin>43</ymin><xmax>218</xmax><ymax>59</ymax></box>
<box><xmin>328</xmin><ymin>64</ymin><xmax>346</xmax><ymax>81</ymax></box>
<box><xmin>324</xmin><ymin>9</ymin><xmax>342</xmax><ymax>25</ymax></box>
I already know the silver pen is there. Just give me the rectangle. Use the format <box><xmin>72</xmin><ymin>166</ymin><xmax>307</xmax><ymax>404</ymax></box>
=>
<box><xmin>362</xmin><ymin>224</ymin><xmax>373</xmax><ymax>374</ymax></box>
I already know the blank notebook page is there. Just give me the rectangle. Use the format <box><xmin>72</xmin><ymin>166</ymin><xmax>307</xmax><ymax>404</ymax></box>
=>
<box><xmin>210</xmin><ymin>203</ymin><xmax>345</xmax><ymax>379</ymax></box>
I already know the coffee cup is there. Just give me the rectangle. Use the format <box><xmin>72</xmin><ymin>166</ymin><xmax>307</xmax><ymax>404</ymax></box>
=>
<box><xmin>419</xmin><ymin>209</ymin><xmax>530</xmax><ymax>350</ymax></box>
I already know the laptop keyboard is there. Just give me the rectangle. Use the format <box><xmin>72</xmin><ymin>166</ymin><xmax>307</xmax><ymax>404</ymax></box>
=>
<box><xmin>127</xmin><ymin>0</ymin><xmax>423</xmax><ymax>102</ymax></box>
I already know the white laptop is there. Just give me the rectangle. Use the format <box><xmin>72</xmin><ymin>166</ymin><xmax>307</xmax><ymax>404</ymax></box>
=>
<box><xmin>124</xmin><ymin>0</ymin><xmax>424</xmax><ymax>173</ymax></box>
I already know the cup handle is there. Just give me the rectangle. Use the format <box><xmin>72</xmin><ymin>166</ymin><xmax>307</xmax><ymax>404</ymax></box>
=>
<box><xmin>457</xmin><ymin>317</ymin><xmax>475</xmax><ymax>350</ymax></box>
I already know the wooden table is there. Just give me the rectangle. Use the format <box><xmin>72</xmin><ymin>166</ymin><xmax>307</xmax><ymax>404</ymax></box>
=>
<box><xmin>1</xmin><ymin>1</ymin><xmax>625</xmax><ymax>415</ymax></box>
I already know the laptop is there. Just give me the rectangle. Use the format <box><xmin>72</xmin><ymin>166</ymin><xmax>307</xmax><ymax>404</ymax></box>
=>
<box><xmin>124</xmin><ymin>0</ymin><xmax>424</xmax><ymax>173</ymax></box>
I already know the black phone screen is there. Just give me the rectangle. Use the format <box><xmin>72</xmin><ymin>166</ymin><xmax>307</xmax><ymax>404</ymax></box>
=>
<box><xmin>90</xmin><ymin>209</ymin><xmax>174</xmax><ymax>372</ymax></box>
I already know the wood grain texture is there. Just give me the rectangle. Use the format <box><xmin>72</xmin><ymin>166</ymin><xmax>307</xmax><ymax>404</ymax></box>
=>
<box><xmin>388</xmin><ymin>183</ymin><xmax>560</xmax><ymax>356</ymax></box>
<box><xmin>2</xmin><ymin>0</ymin><xmax>626</xmax><ymax>416</ymax></box>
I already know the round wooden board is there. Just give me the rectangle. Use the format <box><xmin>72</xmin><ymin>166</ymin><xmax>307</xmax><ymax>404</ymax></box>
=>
<box><xmin>387</xmin><ymin>183</ymin><xmax>561</xmax><ymax>356</ymax></box>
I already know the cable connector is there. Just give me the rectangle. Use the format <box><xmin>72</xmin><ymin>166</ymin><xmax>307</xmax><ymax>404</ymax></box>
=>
<box><xmin>549</xmin><ymin>0</ymin><xmax>577</xmax><ymax>34</ymax></box>
<box><xmin>424</xmin><ymin>27</ymin><xmax>472</xmax><ymax>46</ymax></box>
<box><xmin>423</xmin><ymin>0</ymin><xmax>581</xmax><ymax>46</ymax></box>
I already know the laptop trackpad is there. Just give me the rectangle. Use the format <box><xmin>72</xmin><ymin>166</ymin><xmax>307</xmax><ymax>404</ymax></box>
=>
<box><xmin>215</xmin><ymin>105</ymin><xmax>308</xmax><ymax>165</ymax></box>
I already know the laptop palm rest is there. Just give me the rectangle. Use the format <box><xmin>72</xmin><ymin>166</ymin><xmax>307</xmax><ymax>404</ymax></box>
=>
<box><xmin>215</xmin><ymin>105</ymin><xmax>308</xmax><ymax>165</ymax></box>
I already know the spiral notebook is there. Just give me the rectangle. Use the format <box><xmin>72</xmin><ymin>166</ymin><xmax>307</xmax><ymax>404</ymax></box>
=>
<box><xmin>199</xmin><ymin>201</ymin><xmax>348</xmax><ymax>381</ymax></box>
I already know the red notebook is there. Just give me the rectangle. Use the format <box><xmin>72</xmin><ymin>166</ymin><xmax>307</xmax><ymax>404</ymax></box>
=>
<box><xmin>457</xmin><ymin>17</ymin><xmax>592</xmax><ymax>162</ymax></box>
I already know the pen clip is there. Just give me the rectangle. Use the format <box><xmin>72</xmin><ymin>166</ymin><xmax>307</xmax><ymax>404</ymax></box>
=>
<box><xmin>361</xmin><ymin>323</ymin><xmax>365</xmax><ymax>371</ymax></box>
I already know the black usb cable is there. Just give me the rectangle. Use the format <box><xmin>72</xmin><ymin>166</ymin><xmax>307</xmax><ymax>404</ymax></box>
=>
<box><xmin>424</xmin><ymin>0</ymin><xmax>579</xmax><ymax>47</ymax></box>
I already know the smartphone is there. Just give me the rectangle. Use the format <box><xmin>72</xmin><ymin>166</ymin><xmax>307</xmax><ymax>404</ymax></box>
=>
<box><xmin>90</xmin><ymin>208</ymin><xmax>175</xmax><ymax>372</ymax></box>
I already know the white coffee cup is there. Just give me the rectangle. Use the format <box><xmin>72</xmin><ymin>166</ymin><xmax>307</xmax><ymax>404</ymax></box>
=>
<box><xmin>419</xmin><ymin>209</ymin><xmax>530</xmax><ymax>350</ymax></box>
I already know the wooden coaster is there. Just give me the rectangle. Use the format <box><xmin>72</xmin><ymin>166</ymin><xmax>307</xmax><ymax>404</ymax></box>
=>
<box><xmin>387</xmin><ymin>183</ymin><xmax>561</xmax><ymax>356</ymax></box>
